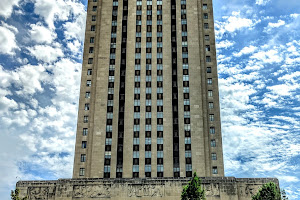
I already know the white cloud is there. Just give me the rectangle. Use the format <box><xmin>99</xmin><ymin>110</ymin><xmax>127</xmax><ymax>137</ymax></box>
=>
<box><xmin>33</xmin><ymin>0</ymin><xmax>68</xmax><ymax>30</ymax></box>
<box><xmin>0</xmin><ymin>23</ymin><xmax>19</xmax><ymax>55</ymax></box>
<box><xmin>264</xmin><ymin>19</ymin><xmax>286</xmax><ymax>33</ymax></box>
<box><xmin>0</xmin><ymin>65</ymin><xmax>14</xmax><ymax>88</ymax></box>
<box><xmin>233</xmin><ymin>45</ymin><xmax>257</xmax><ymax>57</ymax></box>
<box><xmin>216</xmin><ymin>12</ymin><xmax>260</xmax><ymax>38</ymax></box>
<box><xmin>2</xmin><ymin>110</ymin><xmax>31</xmax><ymax>126</ymax></box>
<box><xmin>13</xmin><ymin>64</ymin><xmax>49</xmax><ymax>95</ymax></box>
<box><xmin>0</xmin><ymin>95</ymin><xmax>18</xmax><ymax>114</ymax></box>
<box><xmin>225</xmin><ymin>16</ymin><xmax>254</xmax><ymax>32</ymax></box>
<box><xmin>1</xmin><ymin>22</ymin><xmax>18</xmax><ymax>33</ymax></box>
<box><xmin>268</xmin><ymin>19</ymin><xmax>286</xmax><ymax>28</ymax></box>
<box><xmin>271</xmin><ymin>116</ymin><xmax>299</xmax><ymax>126</ymax></box>
<box><xmin>0</xmin><ymin>0</ymin><xmax>20</xmax><ymax>18</ymax></box>
<box><xmin>251</xmin><ymin>49</ymin><xmax>283</xmax><ymax>63</ymax></box>
<box><xmin>46</xmin><ymin>58</ymin><xmax>81</xmax><ymax>102</ymax></box>
<box><xmin>217</xmin><ymin>40</ymin><xmax>235</xmax><ymax>49</ymax></box>
<box><xmin>63</xmin><ymin>12</ymin><xmax>86</xmax><ymax>41</ymax></box>
<box><xmin>33</xmin><ymin>0</ymin><xmax>86</xmax><ymax>31</ymax></box>
<box><xmin>29</xmin><ymin>23</ymin><xmax>57</xmax><ymax>44</ymax></box>
<box><xmin>255</xmin><ymin>0</ymin><xmax>271</xmax><ymax>6</ymax></box>
<box><xmin>67</xmin><ymin>39</ymin><xmax>82</xmax><ymax>56</ymax></box>
<box><xmin>267</xmin><ymin>83</ymin><xmax>299</xmax><ymax>96</ymax></box>
<box><xmin>279</xmin><ymin>71</ymin><xmax>300</xmax><ymax>83</ymax></box>
<box><xmin>16</xmin><ymin>58</ymin><xmax>29</xmax><ymax>65</ymax></box>
<box><xmin>27</xmin><ymin>44</ymin><xmax>64</xmax><ymax>63</ymax></box>
<box><xmin>290</xmin><ymin>13</ymin><xmax>299</xmax><ymax>19</ymax></box>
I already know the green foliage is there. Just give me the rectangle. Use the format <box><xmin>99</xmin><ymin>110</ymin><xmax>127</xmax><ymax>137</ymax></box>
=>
<box><xmin>11</xmin><ymin>188</ymin><xmax>27</xmax><ymax>200</ymax></box>
<box><xmin>181</xmin><ymin>172</ymin><xmax>206</xmax><ymax>200</ymax></box>
<box><xmin>252</xmin><ymin>182</ymin><xmax>281</xmax><ymax>200</ymax></box>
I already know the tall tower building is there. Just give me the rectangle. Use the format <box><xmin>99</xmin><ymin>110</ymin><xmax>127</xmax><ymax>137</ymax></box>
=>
<box><xmin>73</xmin><ymin>0</ymin><xmax>224</xmax><ymax>179</ymax></box>
<box><xmin>17</xmin><ymin>1</ymin><xmax>279</xmax><ymax>199</ymax></box>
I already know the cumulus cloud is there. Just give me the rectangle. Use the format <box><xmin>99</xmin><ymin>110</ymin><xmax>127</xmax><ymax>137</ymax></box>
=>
<box><xmin>215</xmin><ymin>12</ymin><xmax>260</xmax><ymax>38</ymax></box>
<box><xmin>67</xmin><ymin>39</ymin><xmax>82</xmax><ymax>56</ymax></box>
<box><xmin>217</xmin><ymin>40</ymin><xmax>235</xmax><ymax>49</ymax></box>
<box><xmin>251</xmin><ymin>49</ymin><xmax>283</xmax><ymax>63</ymax></box>
<box><xmin>267</xmin><ymin>84</ymin><xmax>299</xmax><ymax>96</ymax></box>
<box><xmin>268</xmin><ymin>19</ymin><xmax>286</xmax><ymax>28</ymax></box>
<box><xmin>233</xmin><ymin>45</ymin><xmax>257</xmax><ymax>57</ymax></box>
<box><xmin>264</xmin><ymin>19</ymin><xmax>286</xmax><ymax>33</ymax></box>
<box><xmin>0</xmin><ymin>95</ymin><xmax>18</xmax><ymax>114</ymax></box>
<box><xmin>29</xmin><ymin>23</ymin><xmax>57</xmax><ymax>44</ymax></box>
<box><xmin>47</xmin><ymin>58</ymin><xmax>81</xmax><ymax>102</ymax></box>
<box><xmin>63</xmin><ymin>12</ymin><xmax>86</xmax><ymax>41</ymax></box>
<box><xmin>13</xmin><ymin>64</ymin><xmax>49</xmax><ymax>95</ymax></box>
<box><xmin>255</xmin><ymin>0</ymin><xmax>271</xmax><ymax>6</ymax></box>
<box><xmin>225</xmin><ymin>17</ymin><xmax>255</xmax><ymax>32</ymax></box>
<box><xmin>27</xmin><ymin>44</ymin><xmax>64</xmax><ymax>63</ymax></box>
<box><xmin>0</xmin><ymin>23</ymin><xmax>19</xmax><ymax>55</ymax></box>
<box><xmin>0</xmin><ymin>0</ymin><xmax>20</xmax><ymax>18</ymax></box>
<box><xmin>33</xmin><ymin>0</ymin><xmax>86</xmax><ymax>32</ymax></box>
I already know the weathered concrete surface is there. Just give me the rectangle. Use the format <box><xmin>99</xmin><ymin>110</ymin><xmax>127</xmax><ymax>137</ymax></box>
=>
<box><xmin>17</xmin><ymin>177</ymin><xmax>279</xmax><ymax>200</ymax></box>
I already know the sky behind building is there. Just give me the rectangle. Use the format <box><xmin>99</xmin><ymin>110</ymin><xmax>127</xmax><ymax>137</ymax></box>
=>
<box><xmin>0</xmin><ymin>0</ymin><xmax>299</xmax><ymax>199</ymax></box>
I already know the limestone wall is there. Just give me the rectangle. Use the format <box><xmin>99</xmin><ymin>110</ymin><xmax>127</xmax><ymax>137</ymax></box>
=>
<box><xmin>16</xmin><ymin>177</ymin><xmax>279</xmax><ymax>200</ymax></box>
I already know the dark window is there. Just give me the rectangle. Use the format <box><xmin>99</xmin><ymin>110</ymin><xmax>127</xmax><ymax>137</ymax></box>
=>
<box><xmin>83</xmin><ymin>128</ymin><xmax>88</xmax><ymax>135</ymax></box>
<box><xmin>207</xmin><ymin>67</ymin><xmax>212</xmax><ymax>73</ymax></box>
<box><xmin>89</xmin><ymin>47</ymin><xmax>94</xmax><ymax>53</ymax></box>
<box><xmin>204</xmin><ymin>23</ymin><xmax>209</xmax><ymax>29</ymax></box>
<box><xmin>81</xmin><ymin>154</ymin><xmax>86</xmax><ymax>162</ymax></box>
<box><xmin>90</xmin><ymin>37</ymin><xmax>95</xmax><ymax>43</ymax></box>
<box><xmin>82</xmin><ymin>141</ymin><xmax>87</xmax><ymax>148</ymax></box>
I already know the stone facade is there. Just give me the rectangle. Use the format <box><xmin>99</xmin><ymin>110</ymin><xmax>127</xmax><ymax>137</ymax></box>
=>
<box><xmin>74</xmin><ymin>0</ymin><xmax>224</xmax><ymax>180</ymax></box>
<box><xmin>17</xmin><ymin>177</ymin><xmax>279</xmax><ymax>200</ymax></box>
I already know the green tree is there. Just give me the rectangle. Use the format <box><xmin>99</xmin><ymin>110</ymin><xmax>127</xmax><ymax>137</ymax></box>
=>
<box><xmin>181</xmin><ymin>172</ymin><xmax>206</xmax><ymax>200</ymax></box>
<box><xmin>252</xmin><ymin>182</ymin><xmax>281</xmax><ymax>200</ymax></box>
<box><xmin>11</xmin><ymin>188</ymin><xmax>27</xmax><ymax>200</ymax></box>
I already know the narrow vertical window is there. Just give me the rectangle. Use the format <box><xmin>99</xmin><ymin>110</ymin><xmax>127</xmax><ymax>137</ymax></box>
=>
<box><xmin>81</xmin><ymin>154</ymin><xmax>86</xmax><ymax>162</ymax></box>
<box><xmin>90</xmin><ymin>37</ymin><xmax>95</xmax><ymax>43</ymax></box>
<box><xmin>211</xmin><ymin>139</ymin><xmax>216</xmax><ymax>147</ymax></box>
<box><xmin>79</xmin><ymin>168</ymin><xmax>85</xmax><ymax>176</ymax></box>
<box><xmin>209</xmin><ymin>114</ymin><xmax>214</xmax><ymax>121</ymax></box>
<box><xmin>83</xmin><ymin>128</ymin><xmax>88</xmax><ymax>135</ymax></box>
<box><xmin>84</xmin><ymin>116</ymin><xmax>88</xmax><ymax>123</ymax></box>
<box><xmin>207</xmin><ymin>78</ymin><xmax>212</xmax><ymax>85</ymax></box>
<box><xmin>212</xmin><ymin>166</ymin><xmax>218</xmax><ymax>174</ymax></box>
<box><xmin>81</xmin><ymin>141</ymin><xmax>87</xmax><ymax>148</ymax></box>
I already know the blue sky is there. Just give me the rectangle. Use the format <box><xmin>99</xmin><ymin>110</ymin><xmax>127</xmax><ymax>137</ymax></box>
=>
<box><xmin>0</xmin><ymin>0</ymin><xmax>299</xmax><ymax>199</ymax></box>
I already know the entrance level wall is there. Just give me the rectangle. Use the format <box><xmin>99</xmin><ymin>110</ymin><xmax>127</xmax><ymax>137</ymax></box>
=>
<box><xmin>17</xmin><ymin>177</ymin><xmax>279</xmax><ymax>200</ymax></box>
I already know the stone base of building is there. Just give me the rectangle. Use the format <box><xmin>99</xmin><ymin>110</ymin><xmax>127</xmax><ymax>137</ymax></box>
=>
<box><xmin>16</xmin><ymin>177</ymin><xmax>279</xmax><ymax>200</ymax></box>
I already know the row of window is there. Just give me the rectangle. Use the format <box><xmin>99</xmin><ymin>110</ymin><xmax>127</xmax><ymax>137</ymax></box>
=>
<box><xmin>103</xmin><ymin>0</ymin><xmax>119</xmax><ymax>179</ymax></box>
<box><xmin>181</xmin><ymin>0</ymin><xmax>192</xmax><ymax>178</ymax></box>
<box><xmin>144</xmin><ymin>0</ymin><xmax>153</xmax><ymax>178</ymax></box>
<box><xmin>156</xmin><ymin>0</ymin><xmax>163</xmax><ymax>178</ymax></box>
<box><xmin>171</xmin><ymin>0</ymin><xmax>180</xmax><ymax>178</ymax></box>
<box><xmin>78</xmin><ymin>0</ymin><xmax>99</xmax><ymax>177</ymax></box>
<box><xmin>132</xmin><ymin>0</ymin><xmax>142</xmax><ymax>178</ymax></box>
<box><xmin>202</xmin><ymin>2</ymin><xmax>219</xmax><ymax>174</ymax></box>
